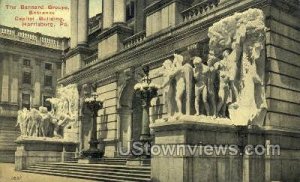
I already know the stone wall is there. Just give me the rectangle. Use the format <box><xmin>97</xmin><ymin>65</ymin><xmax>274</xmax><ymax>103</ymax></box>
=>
<box><xmin>264</xmin><ymin>5</ymin><xmax>300</xmax><ymax>130</ymax></box>
<box><xmin>150</xmin><ymin>121</ymin><xmax>300</xmax><ymax>182</ymax></box>
<box><xmin>97</xmin><ymin>81</ymin><xmax>118</xmax><ymax>157</ymax></box>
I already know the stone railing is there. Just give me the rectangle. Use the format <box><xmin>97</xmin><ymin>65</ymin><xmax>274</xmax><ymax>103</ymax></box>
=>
<box><xmin>84</xmin><ymin>53</ymin><xmax>98</xmax><ymax>66</ymax></box>
<box><xmin>181</xmin><ymin>0</ymin><xmax>220</xmax><ymax>22</ymax></box>
<box><xmin>0</xmin><ymin>25</ymin><xmax>69</xmax><ymax>50</ymax></box>
<box><xmin>123</xmin><ymin>31</ymin><xmax>146</xmax><ymax>49</ymax></box>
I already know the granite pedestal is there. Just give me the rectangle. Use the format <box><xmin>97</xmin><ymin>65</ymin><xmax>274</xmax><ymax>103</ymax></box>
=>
<box><xmin>15</xmin><ymin>137</ymin><xmax>78</xmax><ymax>170</ymax></box>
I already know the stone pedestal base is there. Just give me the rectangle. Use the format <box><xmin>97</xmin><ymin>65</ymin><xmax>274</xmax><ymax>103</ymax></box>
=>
<box><xmin>15</xmin><ymin>137</ymin><xmax>78</xmax><ymax>171</ymax></box>
<box><xmin>150</xmin><ymin>120</ymin><xmax>300</xmax><ymax>182</ymax></box>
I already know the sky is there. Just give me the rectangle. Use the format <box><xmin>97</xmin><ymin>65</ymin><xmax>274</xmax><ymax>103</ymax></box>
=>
<box><xmin>0</xmin><ymin>0</ymin><xmax>102</xmax><ymax>37</ymax></box>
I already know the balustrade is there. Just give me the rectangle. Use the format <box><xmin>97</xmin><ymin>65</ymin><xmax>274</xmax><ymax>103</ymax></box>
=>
<box><xmin>181</xmin><ymin>0</ymin><xmax>219</xmax><ymax>22</ymax></box>
<box><xmin>0</xmin><ymin>25</ymin><xmax>68</xmax><ymax>50</ymax></box>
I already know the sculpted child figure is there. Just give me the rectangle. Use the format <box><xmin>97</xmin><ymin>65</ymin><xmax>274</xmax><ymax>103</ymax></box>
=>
<box><xmin>193</xmin><ymin>57</ymin><xmax>210</xmax><ymax>116</ymax></box>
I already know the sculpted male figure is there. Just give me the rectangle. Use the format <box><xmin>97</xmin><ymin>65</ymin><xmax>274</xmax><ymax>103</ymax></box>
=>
<box><xmin>160</xmin><ymin>59</ymin><xmax>176</xmax><ymax>116</ymax></box>
<box><xmin>173</xmin><ymin>54</ymin><xmax>185</xmax><ymax>114</ymax></box>
<box><xmin>206</xmin><ymin>54</ymin><xmax>219</xmax><ymax>118</ymax></box>
<box><xmin>39</xmin><ymin>107</ymin><xmax>52</xmax><ymax>137</ymax></box>
<box><xmin>193</xmin><ymin>57</ymin><xmax>210</xmax><ymax>115</ymax></box>
<box><xmin>16</xmin><ymin>108</ymin><xmax>29</xmax><ymax>136</ymax></box>
<box><xmin>215</xmin><ymin>55</ymin><xmax>230</xmax><ymax>117</ymax></box>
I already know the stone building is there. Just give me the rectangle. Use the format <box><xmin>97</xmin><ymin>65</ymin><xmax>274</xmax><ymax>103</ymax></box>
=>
<box><xmin>0</xmin><ymin>25</ymin><xmax>68</xmax><ymax>162</ymax></box>
<box><xmin>12</xmin><ymin>0</ymin><xmax>300</xmax><ymax>181</ymax></box>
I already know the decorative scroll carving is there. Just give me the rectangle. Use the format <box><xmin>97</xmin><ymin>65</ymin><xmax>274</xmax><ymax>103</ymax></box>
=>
<box><xmin>159</xmin><ymin>8</ymin><xmax>267</xmax><ymax>125</ymax></box>
<box><xmin>16</xmin><ymin>84</ymin><xmax>79</xmax><ymax>139</ymax></box>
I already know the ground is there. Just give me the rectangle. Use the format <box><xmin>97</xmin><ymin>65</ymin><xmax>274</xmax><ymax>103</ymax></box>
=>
<box><xmin>0</xmin><ymin>163</ymin><xmax>97</xmax><ymax>182</ymax></box>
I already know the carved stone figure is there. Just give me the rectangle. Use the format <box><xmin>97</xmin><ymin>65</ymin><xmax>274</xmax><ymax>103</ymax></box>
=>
<box><xmin>205</xmin><ymin>54</ymin><xmax>219</xmax><ymax>118</ymax></box>
<box><xmin>16</xmin><ymin>108</ymin><xmax>29</xmax><ymax>136</ymax></box>
<box><xmin>214</xmin><ymin>59</ymin><xmax>230</xmax><ymax>117</ymax></box>
<box><xmin>161</xmin><ymin>59</ymin><xmax>176</xmax><ymax>116</ymax></box>
<box><xmin>193</xmin><ymin>57</ymin><xmax>210</xmax><ymax>115</ymax></box>
<box><xmin>182</xmin><ymin>58</ymin><xmax>194</xmax><ymax>115</ymax></box>
<box><xmin>38</xmin><ymin>107</ymin><xmax>53</xmax><ymax>137</ymax></box>
<box><xmin>173</xmin><ymin>54</ymin><xmax>186</xmax><ymax>114</ymax></box>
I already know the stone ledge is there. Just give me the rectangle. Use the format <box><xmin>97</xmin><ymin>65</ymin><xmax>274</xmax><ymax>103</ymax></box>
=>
<box><xmin>15</xmin><ymin>136</ymin><xmax>79</xmax><ymax>145</ymax></box>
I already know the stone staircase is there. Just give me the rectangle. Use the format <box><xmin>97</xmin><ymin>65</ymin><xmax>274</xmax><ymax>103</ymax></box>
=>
<box><xmin>22</xmin><ymin>160</ymin><xmax>151</xmax><ymax>182</ymax></box>
<box><xmin>0</xmin><ymin>118</ymin><xmax>19</xmax><ymax>163</ymax></box>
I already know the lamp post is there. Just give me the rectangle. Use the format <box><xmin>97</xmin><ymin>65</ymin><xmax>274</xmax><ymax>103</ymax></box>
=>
<box><xmin>134</xmin><ymin>66</ymin><xmax>158</xmax><ymax>152</ymax></box>
<box><xmin>81</xmin><ymin>92</ymin><xmax>104</xmax><ymax>159</ymax></box>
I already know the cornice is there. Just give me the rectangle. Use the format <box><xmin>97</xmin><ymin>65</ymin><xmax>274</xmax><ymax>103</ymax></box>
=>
<box><xmin>144</xmin><ymin>0</ymin><xmax>190</xmax><ymax>16</ymax></box>
<box><xmin>96</xmin><ymin>24</ymin><xmax>133</xmax><ymax>42</ymax></box>
<box><xmin>0</xmin><ymin>37</ymin><xmax>62</xmax><ymax>53</ymax></box>
<box><xmin>0</xmin><ymin>38</ymin><xmax>63</xmax><ymax>60</ymax></box>
<box><xmin>65</xmin><ymin>45</ymin><xmax>94</xmax><ymax>59</ymax></box>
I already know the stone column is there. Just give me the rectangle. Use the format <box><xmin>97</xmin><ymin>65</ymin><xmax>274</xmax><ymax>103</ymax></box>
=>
<box><xmin>102</xmin><ymin>0</ymin><xmax>114</xmax><ymax>29</ymax></box>
<box><xmin>1</xmin><ymin>55</ymin><xmax>9</xmax><ymax>102</ymax></box>
<box><xmin>70</xmin><ymin>0</ymin><xmax>78</xmax><ymax>49</ymax></box>
<box><xmin>70</xmin><ymin>0</ymin><xmax>78</xmax><ymax>48</ymax></box>
<box><xmin>113</xmin><ymin>0</ymin><xmax>126</xmax><ymax>24</ymax></box>
<box><xmin>78</xmin><ymin>0</ymin><xmax>89</xmax><ymax>45</ymax></box>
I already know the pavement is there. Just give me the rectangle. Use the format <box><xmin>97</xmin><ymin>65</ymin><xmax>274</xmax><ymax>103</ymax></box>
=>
<box><xmin>0</xmin><ymin>163</ymin><xmax>97</xmax><ymax>182</ymax></box>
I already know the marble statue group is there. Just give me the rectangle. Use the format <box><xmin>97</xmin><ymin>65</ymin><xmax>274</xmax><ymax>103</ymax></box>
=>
<box><xmin>161</xmin><ymin>9</ymin><xmax>267</xmax><ymax>124</ymax></box>
<box><xmin>16</xmin><ymin>84</ymin><xmax>79</xmax><ymax>138</ymax></box>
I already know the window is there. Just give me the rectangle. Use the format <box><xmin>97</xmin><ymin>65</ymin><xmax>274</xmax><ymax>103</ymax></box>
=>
<box><xmin>22</xmin><ymin>93</ymin><xmax>30</xmax><ymax>109</ymax></box>
<box><xmin>23</xmin><ymin>72</ymin><xmax>31</xmax><ymax>84</ymax></box>
<box><xmin>45</xmin><ymin>63</ymin><xmax>52</xmax><ymax>70</ymax></box>
<box><xmin>126</xmin><ymin>1</ymin><xmax>135</xmax><ymax>21</ymax></box>
<box><xmin>44</xmin><ymin>75</ymin><xmax>52</xmax><ymax>87</ymax></box>
<box><xmin>45</xmin><ymin>63</ymin><xmax>53</xmax><ymax>70</ymax></box>
<box><xmin>23</xmin><ymin>59</ymin><xmax>31</xmax><ymax>67</ymax></box>
<box><xmin>43</xmin><ymin>96</ymin><xmax>52</xmax><ymax>111</ymax></box>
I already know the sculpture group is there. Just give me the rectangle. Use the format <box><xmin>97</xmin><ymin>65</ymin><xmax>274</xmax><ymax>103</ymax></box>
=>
<box><xmin>161</xmin><ymin>9</ymin><xmax>267</xmax><ymax>124</ymax></box>
<box><xmin>16</xmin><ymin>84</ymin><xmax>79</xmax><ymax>138</ymax></box>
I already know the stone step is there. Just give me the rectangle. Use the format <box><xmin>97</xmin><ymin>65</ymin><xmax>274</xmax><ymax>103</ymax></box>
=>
<box><xmin>28</xmin><ymin>166</ymin><xmax>151</xmax><ymax>178</ymax></box>
<box><xmin>0</xmin><ymin>145</ymin><xmax>16</xmax><ymax>150</ymax></box>
<box><xmin>23</xmin><ymin>163</ymin><xmax>151</xmax><ymax>182</ymax></box>
<box><xmin>23</xmin><ymin>170</ymin><xmax>150</xmax><ymax>182</ymax></box>
<box><xmin>30</xmin><ymin>164</ymin><xmax>151</xmax><ymax>174</ymax></box>
<box><xmin>0</xmin><ymin>150</ymin><xmax>15</xmax><ymax>163</ymax></box>
<box><xmin>34</xmin><ymin>163</ymin><xmax>151</xmax><ymax>172</ymax></box>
